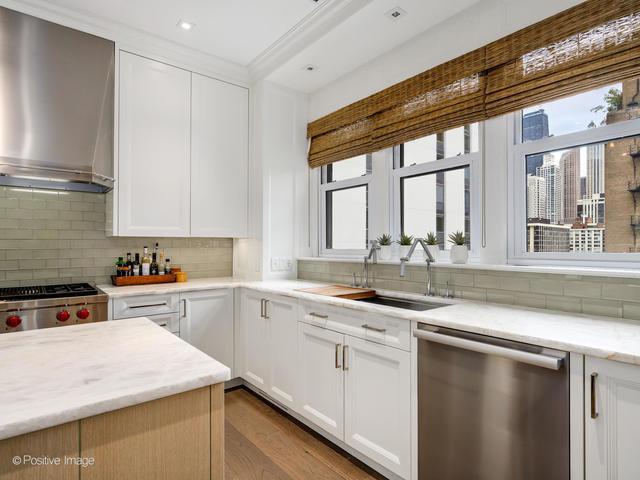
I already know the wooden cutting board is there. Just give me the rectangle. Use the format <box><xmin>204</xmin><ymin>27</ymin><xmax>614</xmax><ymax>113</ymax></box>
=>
<box><xmin>295</xmin><ymin>285</ymin><xmax>376</xmax><ymax>300</ymax></box>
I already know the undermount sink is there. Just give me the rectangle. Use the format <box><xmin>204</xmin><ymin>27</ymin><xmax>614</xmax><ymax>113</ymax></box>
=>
<box><xmin>355</xmin><ymin>295</ymin><xmax>447</xmax><ymax>311</ymax></box>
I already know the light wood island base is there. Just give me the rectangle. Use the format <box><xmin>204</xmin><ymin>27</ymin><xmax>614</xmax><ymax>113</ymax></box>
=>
<box><xmin>0</xmin><ymin>384</ymin><xmax>224</xmax><ymax>480</ymax></box>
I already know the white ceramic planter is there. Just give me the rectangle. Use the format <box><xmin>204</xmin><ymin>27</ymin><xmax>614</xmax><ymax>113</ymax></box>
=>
<box><xmin>449</xmin><ymin>245</ymin><xmax>469</xmax><ymax>264</ymax></box>
<box><xmin>399</xmin><ymin>245</ymin><xmax>411</xmax><ymax>259</ymax></box>
<box><xmin>426</xmin><ymin>245</ymin><xmax>439</xmax><ymax>260</ymax></box>
<box><xmin>378</xmin><ymin>245</ymin><xmax>392</xmax><ymax>260</ymax></box>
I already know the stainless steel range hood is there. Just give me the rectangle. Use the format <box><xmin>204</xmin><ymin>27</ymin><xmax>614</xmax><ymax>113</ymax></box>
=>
<box><xmin>0</xmin><ymin>7</ymin><xmax>114</xmax><ymax>193</ymax></box>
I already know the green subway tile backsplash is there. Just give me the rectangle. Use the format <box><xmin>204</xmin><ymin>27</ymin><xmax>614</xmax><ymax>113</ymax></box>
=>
<box><xmin>0</xmin><ymin>187</ymin><xmax>233</xmax><ymax>286</ymax></box>
<box><xmin>298</xmin><ymin>259</ymin><xmax>640</xmax><ymax>321</ymax></box>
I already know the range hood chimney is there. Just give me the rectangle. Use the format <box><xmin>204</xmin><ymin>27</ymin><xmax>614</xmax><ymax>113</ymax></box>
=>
<box><xmin>0</xmin><ymin>7</ymin><xmax>114</xmax><ymax>193</ymax></box>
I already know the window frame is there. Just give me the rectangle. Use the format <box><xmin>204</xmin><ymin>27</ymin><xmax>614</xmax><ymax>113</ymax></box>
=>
<box><xmin>319</xmin><ymin>155</ymin><xmax>372</xmax><ymax>257</ymax></box>
<box><xmin>391</xmin><ymin>125</ymin><xmax>483</xmax><ymax>256</ymax></box>
<box><xmin>509</xmin><ymin>111</ymin><xmax>640</xmax><ymax>267</ymax></box>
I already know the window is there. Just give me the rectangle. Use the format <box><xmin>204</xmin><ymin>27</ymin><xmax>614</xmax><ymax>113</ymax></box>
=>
<box><xmin>320</xmin><ymin>154</ymin><xmax>371</xmax><ymax>253</ymax></box>
<box><xmin>513</xmin><ymin>77</ymin><xmax>640</xmax><ymax>261</ymax></box>
<box><xmin>394</xmin><ymin>124</ymin><xmax>479</xmax><ymax>250</ymax></box>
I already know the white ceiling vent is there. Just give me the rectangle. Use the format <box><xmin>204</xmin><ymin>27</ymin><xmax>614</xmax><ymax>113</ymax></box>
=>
<box><xmin>385</xmin><ymin>7</ymin><xmax>407</xmax><ymax>21</ymax></box>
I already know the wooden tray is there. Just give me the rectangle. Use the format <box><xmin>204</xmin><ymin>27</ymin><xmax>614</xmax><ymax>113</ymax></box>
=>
<box><xmin>111</xmin><ymin>274</ymin><xmax>176</xmax><ymax>286</ymax></box>
<box><xmin>295</xmin><ymin>285</ymin><xmax>376</xmax><ymax>300</ymax></box>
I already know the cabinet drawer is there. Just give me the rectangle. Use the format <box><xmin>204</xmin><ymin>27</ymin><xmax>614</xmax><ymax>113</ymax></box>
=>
<box><xmin>300</xmin><ymin>301</ymin><xmax>410</xmax><ymax>351</ymax></box>
<box><xmin>148</xmin><ymin>313</ymin><xmax>180</xmax><ymax>334</ymax></box>
<box><xmin>113</xmin><ymin>294</ymin><xmax>180</xmax><ymax>319</ymax></box>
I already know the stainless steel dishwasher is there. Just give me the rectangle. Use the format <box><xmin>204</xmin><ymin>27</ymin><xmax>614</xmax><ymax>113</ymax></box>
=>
<box><xmin>415</xmin><ymin>324</ymin><xmax>569</xmax><ymax>480</ymax></box>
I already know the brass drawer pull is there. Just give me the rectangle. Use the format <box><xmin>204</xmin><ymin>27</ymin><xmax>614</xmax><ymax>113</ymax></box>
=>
<box><xmin>309</xmin><ymin>312</ymin><xmax>328</xmax><ymax>319</ymax></box>
<box><xmin>362</xmin><ymin>324</ymin><xmax>386</xmax><ymax>333</ymax></box>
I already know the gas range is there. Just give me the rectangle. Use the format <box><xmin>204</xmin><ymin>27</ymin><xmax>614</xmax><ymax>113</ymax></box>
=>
<box><xmin>0</xmin><ymin>283</ymin><xmax>108</xmax><ymax>333</ymax></box>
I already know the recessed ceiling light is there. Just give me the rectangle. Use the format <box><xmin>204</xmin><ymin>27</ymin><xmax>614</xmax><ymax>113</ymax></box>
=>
<box><xmin>303</xmin><ymin>64</ymin><xmax>318</xmax><ymax>72</ymax></box>
<box><xmin>177</xmin><ymin>20</ymin><xmax>195</xmax><ymax>31</ymax></box>
<box><xmin>385</xmin><ymin>7</ymin><xmax>407</xmax><ymax>21</ymax></box>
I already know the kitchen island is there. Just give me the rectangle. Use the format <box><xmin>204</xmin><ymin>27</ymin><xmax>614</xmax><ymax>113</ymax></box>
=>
<box><xmin>0</xmin><ymin>318</ymin><xmax>230</xmax><ymax>480</ymax></box>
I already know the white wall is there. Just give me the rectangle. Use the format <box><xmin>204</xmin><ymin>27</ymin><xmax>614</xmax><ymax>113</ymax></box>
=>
<box><xmin>235</xmin><ymin>80</ymin><xmax>310</xmax><ymax>280</ymax></box>
<box><xmin>309</xmin><ymin>0</ymin><xmax>583</xmax><ymax>121</ymax></box>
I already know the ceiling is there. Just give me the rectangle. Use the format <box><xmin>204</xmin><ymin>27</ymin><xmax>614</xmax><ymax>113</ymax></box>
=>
<box><xmin>43</xmin><ymin>0</ymin><xmax>330</xmax><ymax>66</ymax></box>
<box><xmin>266</xmin><ymin>0</ymin><xmax>481</xmax><ymax>92</ymax></box>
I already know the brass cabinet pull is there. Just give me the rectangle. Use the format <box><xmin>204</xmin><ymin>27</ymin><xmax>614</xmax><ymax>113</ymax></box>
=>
<box><xmin>335</xmin><ymin>344</ymin><xmax>342</xmax><ymax>369</ymax></box>
<box><xmin>259</xmin><ymin>299</ymin><xmax>264</xmax><ymax>318</ymax></box>
<box><xmin>264</xmin><ymin>299</ymin><xmax>270</xmax><ymax>319</ymax></box>
<box><xmin>362</xmin><ymin>324</ymin><xmax>386</xmax><ymax>333</ymax></box>
<box><xmin>343</xmin><ymin>345</ymin><xmax>349</xmax><ymax>371</ymax></box>
<box><xmin>130</xmin><ymin>302</ymin><xmax>167</xmax><ymax>309</ymax></box>
<box><xmin>591</xmin><ymin>372</ymin><xmax>599</xmax><ymax>419</ymax></box>
<box><xmin>309</xmin><ymin>312</ymin><xmax>328</xmax><ymax>319</ymax></box>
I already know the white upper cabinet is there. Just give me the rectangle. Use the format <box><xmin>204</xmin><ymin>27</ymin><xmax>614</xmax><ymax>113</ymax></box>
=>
<box><xmin>191</xmin><ymin>73</ymin><xmax>248</xmax><ymax>237</ymax></box>
<box><xmin>586</xmin><ymin>356</ymin><xmax>640</xmax><ymax>480</ymax></box>
<box><xmin>118</xmin><ymin>52</ymin><xmax>191</xmax><ymax>236</ymax></box>
<box><xmin>114</xmin><ymin>52</ymin><xmax>249</xmax><ymax>237</ymax></box>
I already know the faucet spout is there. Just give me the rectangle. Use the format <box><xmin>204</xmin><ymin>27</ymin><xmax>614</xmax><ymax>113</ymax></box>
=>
<box><xmin>398</xmin><ymin>238</ymin><xmax>436</xmax><ymax>295</ymax></box>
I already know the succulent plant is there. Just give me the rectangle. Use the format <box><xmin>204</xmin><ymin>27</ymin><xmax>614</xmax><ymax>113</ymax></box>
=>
<box><xmin>376</xmin><ymin>233</ymin><xmax>393</xmax><ymax>246</ymax></box>
<box><xmin>399</xmin><ymin>233</ymin><xmax>414</xmax><ymax>246</ymax></box>
<box><xmin>424</xmin><ymin>232</ymin><xmax>439</xmax><ymax>246</ymax></box>
<box><xmin>448</xmin><ymin>230</ymin><xmax>467</xmax><ymax>246</ymax></box>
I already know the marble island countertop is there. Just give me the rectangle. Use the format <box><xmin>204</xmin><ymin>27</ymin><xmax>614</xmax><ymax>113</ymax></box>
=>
<box><xmin>99</xmin><ymin>278</ymin><xmax>640</xmax><ymax>366</ymax></box>
<box><xmin>0</xmin><ymin>318</ymin><xmax>230</xmax><ymax>441</ymax></box>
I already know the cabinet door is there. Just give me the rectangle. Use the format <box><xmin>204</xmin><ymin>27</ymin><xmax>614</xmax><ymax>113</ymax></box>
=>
<box><xmin>266</xmin><ymin>295</ymin><xmax>298</xmax><ymax>409</ymax></box>
<box><xmin>586</xmin><ymin>357</ymin><xmax>640</xmax><ymax>480</ymax></box>
<box><xmin>191</xmin><ymin>73</ymin><xmax>248</xmax><ymax>237</ymax></box>
<box><xmin>118</xmin><ymin>52</ymin><xmax>191</xmax><ymax>236</ymax></box>
<box><xmin>344</xmin><ymin>336</ymin><xmax>411</xmax><ymax>478</ymax></box>
<box><xmin>180</xmin><ymin>289</ymin><xmax>234</xmax><ymax>371</ymax></box>
<box><xmin>240</xmin><ymin>291</ymin><xmax>269</xmax><ymax>390</ymax></box>
<box><xmin>298</xmin><ymin>323</ymin><xmax>344</xmax><ymax>440</ymax></box>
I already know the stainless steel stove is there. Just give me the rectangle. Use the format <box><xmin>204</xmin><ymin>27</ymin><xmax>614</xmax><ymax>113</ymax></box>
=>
<box><xmin>0</xmin><ymin>283</ymin><xmax>108</xmax><ymax>333</ymax></box>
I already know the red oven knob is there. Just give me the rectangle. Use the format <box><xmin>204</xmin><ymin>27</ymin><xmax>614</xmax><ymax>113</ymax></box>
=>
<box><xmin>76</xmin><ymin>308</ymin><xmax>90</xmax><ymax>320</ymax></box>
<box><xmin>56</xmin><ymin>310</ymin><xmax>71</xmax><ymax>322</ymax></box>
<box><xmin>6</xmin><ymin>315</ymin><xmax>21</xmax><ymax>328</ymax></box>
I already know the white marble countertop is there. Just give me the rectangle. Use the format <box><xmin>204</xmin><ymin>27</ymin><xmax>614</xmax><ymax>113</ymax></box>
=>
<box><xmin>98</xmin><ymin>278</ymin><xmax>640</xmax><ymax>366</ymax></box>
<box><xmin>0</xmin><ymin>318</ymin><xmax>230</xmax><ymax>441</ymax></box>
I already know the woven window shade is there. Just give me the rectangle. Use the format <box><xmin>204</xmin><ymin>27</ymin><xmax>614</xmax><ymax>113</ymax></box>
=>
<box><xmin>485</xmin><ymin>0</ymin><xmax>640</xmax><ymax>118</ymax></box>
<box><xmin>307</xmin><ymin>0</ymin><xmax>640</xmax><ymax>168</ymax></box>
<box><xmin>307</xmin><ymin>49</ymin><xmax>486</xmax><ymax>168</ymax></box>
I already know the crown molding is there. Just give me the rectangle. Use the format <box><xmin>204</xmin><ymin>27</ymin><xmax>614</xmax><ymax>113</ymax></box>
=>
<box><xmin>248</xmin><ymin>0</ymin><xmax>371</xmax><ymax>83</ymax></box>
<box><xmin>0</xmin><ymin>0</ymin><xmax>250</xmax><ymax>86</ymax></box>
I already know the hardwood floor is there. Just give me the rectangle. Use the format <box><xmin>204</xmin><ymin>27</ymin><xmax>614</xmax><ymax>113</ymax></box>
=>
<box><xmin>225</xmin><ymin>388</ymin><xmax>386</xmax><ymax>480</ymax></box>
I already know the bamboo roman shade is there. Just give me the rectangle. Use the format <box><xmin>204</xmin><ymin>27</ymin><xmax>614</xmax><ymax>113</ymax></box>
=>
<box><xmin>307</xmin><ymin>0</ymin><xmax>640</xmax><ymax>168</ymax></box>
<box><xmin>485</xmin><ymin>0</ymin><xmax>640</xmax><ymax>118</ymax></box>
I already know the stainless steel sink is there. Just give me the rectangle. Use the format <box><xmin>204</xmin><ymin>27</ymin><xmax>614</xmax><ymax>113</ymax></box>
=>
<box><xmin>355</xmin><ymin>295</ymin><xmax>447</xmax><ymax>311</ymax></box>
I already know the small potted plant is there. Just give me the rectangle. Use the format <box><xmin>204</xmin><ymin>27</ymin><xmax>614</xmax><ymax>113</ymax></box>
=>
<box><xmin>448</xmin><ymin>230</ymin><xmax>468</xmax><ymax>264</ymax></box>
<box><xmin>424</xmin><ymin>232</ymin><xmax>440</xmax><ymax>260</ymax></box>
<box><xmin>376</xmin><ymin>234</ymin><xmax>393</xmax><ymax>260</ymax></box>
<box><xmin>398</xmin><ymin>233</ymin><xmax>414</xmax><ymax>259</ymax></box>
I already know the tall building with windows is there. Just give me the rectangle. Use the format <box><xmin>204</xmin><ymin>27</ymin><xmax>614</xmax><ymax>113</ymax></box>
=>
<box><xmin>586</xmin><ymin>121</ymin><xmax>605</xmax><ymax>197</ymax></box>
<box><xmin>570</xmin><ymin>219</ymin><xmax>605</xmax><ymax>253</ymax></box>
<box><xmin>577</xmin><ymin>193</ymin><xmax>605</xmax><ymax>225</ymax></box>
<box><xmin>537</xmin><ymin>154</ymin><xmax>562</xmax><ymax>224</ymax></box>
<box><xmin>560</xmin><ymin>149</ymin><xmax>580</xmax><ymax>224</ymax></box>
<box><xmin>523</xmin><ymin>109</ymin><xmax>550</xmax><ymax>175</ymax></box>
<box><xmin>527</xmin><ymin>175</ymin><xmax>546</xmax><ymax>219</ymax></box>
<box><xmin>604</xmin><ymin>79</ymin><xmax>640</xmax><ymax>253</ymax></box>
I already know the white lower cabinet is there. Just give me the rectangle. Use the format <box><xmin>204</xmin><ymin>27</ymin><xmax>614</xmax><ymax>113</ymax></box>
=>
<box><xmin>239</xmin><ymin>290</ymin><xmax>298</xmax><ymax>409</ymax></box>
<box><xmin>179</xmin><ymin>289</ymin><xmax>234</xmax><ymax>372</ymax></box>
<box><xmin>344</xmin><ymin>335</ymin><xmax>411</xmax><ymax>478</ymax></box>
<box><xmin>298</xmin><ymin>322</ymin><xmax>345</xmax><ymax>439</ymax></box>
<box><xmin>297</xmin><ymin>322</ymin><xmax>411</xmax><ymax>478</ymax></box>
<box><xmin>585</xmin><ymin>356</ymin><xmax>640</xmax><ymax>480</ymax></box>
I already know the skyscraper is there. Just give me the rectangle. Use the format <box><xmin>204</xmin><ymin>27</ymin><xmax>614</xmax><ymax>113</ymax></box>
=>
<box><xmin>561</xmin><ymin>149</ymin><xmax>580</xmax><ymax>224</ymax></box>
<box><xmin>523</xmin><ymin>109</ymin><xmax>550</xmax><ymax>176</ymax></box>
<box><xmin>537</xmin><ymin>154</ymin><xmax>562</xmax><ymax>224</ymax></box>
<box><xmin>527</xmin><ymin>175</ymin><xmax>546</xmax><ymax>219</ymax></box>
<box><xmin>586</xmin><ymin>121</ymin><xmax>605</xmax><ymax>197</ymax></box>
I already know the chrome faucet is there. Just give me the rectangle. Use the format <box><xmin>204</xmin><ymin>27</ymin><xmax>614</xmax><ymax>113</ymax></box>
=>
<box><xmin>399</xmin><ymin>238</ymin><xmax>436</xmax><ymax>296</ymax></box>
<box><xmin>362</xmin><ymin>240</ymin><xmax>380</xmax><ymax>288</ymax></box>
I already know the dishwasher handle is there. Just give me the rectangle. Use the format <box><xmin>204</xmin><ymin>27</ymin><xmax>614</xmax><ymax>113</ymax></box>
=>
<box><xmin>413</xmin><ymin>329</ymin><xmax>564</xmax><ymax>371</ymax></box>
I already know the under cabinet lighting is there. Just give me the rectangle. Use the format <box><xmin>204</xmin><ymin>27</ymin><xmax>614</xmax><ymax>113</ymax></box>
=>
<box><xmin>177</xmin><ymin>20</ymin><xmax>195</xmax><ymax>31</ymax></box>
